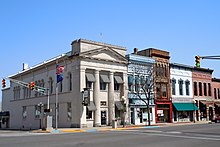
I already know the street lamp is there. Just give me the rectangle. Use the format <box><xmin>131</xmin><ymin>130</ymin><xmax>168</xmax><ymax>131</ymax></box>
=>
<box><xmin>37</xmin><ymin>102</ymin><xmax>44</xmax><ymax>129</ymax></box>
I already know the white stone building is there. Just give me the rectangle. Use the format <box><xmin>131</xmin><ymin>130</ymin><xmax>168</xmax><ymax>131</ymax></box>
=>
<box><xmin>1</xmin><ymin>39</ymin><xmax>128</xmax><ymax>129</ymax></box>
<box><xmin>170</xmin><ymin>63</ymin><xmax>198</xmax><ymax>122</ymax></box>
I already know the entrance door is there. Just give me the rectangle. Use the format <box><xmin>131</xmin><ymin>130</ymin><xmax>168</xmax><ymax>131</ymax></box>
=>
<box><xmin>101</xmin><ymin>111</ymin><xmax>107</xmax><ymax>125</ymax></box>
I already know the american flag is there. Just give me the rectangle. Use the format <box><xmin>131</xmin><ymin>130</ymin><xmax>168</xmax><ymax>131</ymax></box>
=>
<box><xmin>56</xmin><ymin>64</ymin><xmax>64</xmax><ymax>83</ymax></box>
<box><xmin>56</xmin><ymin>64</ymin><xmax>64</xmax><ymax>75</ymax></box>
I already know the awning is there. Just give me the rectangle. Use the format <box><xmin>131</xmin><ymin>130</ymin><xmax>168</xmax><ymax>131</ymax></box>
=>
<box><xmin>0</xmin><ymin>111</ymin><xmax>10</xmax><ymax>117</ymax></box>
<box><xmin>115</xmin><ymin>101</ymin><xmax>124</xmax><ymax>110</ymax></box>
<box><xmin>100</xmin><ymin>75</ymin><xmax>110</xmax><ymax>83</ymax></box>
<box><xmin>86</xmin><ymin>73</ymin><xmax>96</xmax><ymax>82</ymax></box>
<box><xmin>114</xmin><ymin>76</ymin><xmax>123</xmax><ymax>84</ymax></box>
<box><xmin>173</xmin><ymin>103</ymin><xmax>198</xmax><ymax>111</ymax></box>
<box><xmin>200</xmin><ymin>101</ymin><xmax>206</xmax><ymax>105</ymax></box>
<box><xmin>87</xmin><ymin>101</ymin><xmax>97</xmax><ymax>111</ymax></box>
<box><xmin>215</xmin><ymin>103</ymin><xmax>220</xmax><ymax>107</ymax></box>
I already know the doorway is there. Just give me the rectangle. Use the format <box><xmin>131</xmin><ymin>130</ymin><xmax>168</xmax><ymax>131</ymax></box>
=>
<box><xmin>101</xmin><ymin>111</ymin><xmax>107</xmax><ymax>125</ymax></box>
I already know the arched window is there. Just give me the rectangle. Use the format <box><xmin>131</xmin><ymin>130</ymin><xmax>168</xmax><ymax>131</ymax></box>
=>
<box><xmin>68</xmin><ymin>73</ymin><xmax>72</xmax><ymax>91</ymax></box>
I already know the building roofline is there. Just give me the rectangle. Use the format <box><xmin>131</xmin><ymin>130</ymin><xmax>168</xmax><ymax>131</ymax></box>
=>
<box><xmin>9</xmin><ymin>51</ymin><xmax>71</xmax><ymax>78</ymax></box>
<box><xmin>71</xmin><ymin>38</ymin><xmax>126</xmax><ymax>51</ymax></box>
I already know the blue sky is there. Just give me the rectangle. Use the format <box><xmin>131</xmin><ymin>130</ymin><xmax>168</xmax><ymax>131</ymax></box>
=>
<box><xmin>1</xmin><ymin>0</ymin><xmax>220</xmax><ymax>101</ymax></box>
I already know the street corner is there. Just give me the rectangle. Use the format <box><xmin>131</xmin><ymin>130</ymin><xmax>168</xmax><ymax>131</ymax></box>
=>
<box><xmin>31</xmin><ymin>129</ymin><xmax>51</xmax><ymax>133</ymax></box>
<box><xmin>58</xmin><ymin>129</ymin><xmax>85</xmax><ymax>133</ymax></box>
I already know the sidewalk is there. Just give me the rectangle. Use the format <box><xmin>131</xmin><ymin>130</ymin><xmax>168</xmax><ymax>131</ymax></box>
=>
<box><xmin>32</xmin><ymin>120</ymin><xmax>211</xmax><ymax>133</ymax></box>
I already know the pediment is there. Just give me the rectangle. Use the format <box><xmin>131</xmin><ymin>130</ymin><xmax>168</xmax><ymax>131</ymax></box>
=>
<box><xmin>79</xmin><ymin>47</ymin><xmax>127</xmax><ymax>63</ymax></box>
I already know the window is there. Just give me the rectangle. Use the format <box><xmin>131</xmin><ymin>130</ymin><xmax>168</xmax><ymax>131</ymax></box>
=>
<box><xmin>100</xmin><ymin>82</ymin><xmax>107</xmax><ymax>90</ymax></box>
<box><xmin>67</xmin><ymin>102</ymin><xmax>72</xmax><ymax>121</ymax></box>
<box><xmin>114</xmin><ymin>76</ymin><xmax>123</xmax><ymax>91</ymax></box>
<box><xmin>34</xmin><ymin>81</ymin><xmax>38</xmax><ymax>97</ymax></box>
<box><xmin>114</xmin><ymin>83</ymin><xmax>120</xmax><ymax>91</ymax></box>
<box><xmin>68</xmin><ymin>73</ymin><xmax>72</xmax><ymax>91</ymax></box>
<box><xmin>128</xmin><ymin>75</ymin><xmax>134</xmax><ymax>91</ymax></box>
<box><xmin>218</xmin><ymin>89</ymin><xmax>220</xmax><ymax>99</ymax></box>
<box><xmin>85</xmin><ymin>73</ymin><xmax>95</xmax><ymax>89</ymax></box>
<box><xmin>171</xmin><ymin>78</ymin><xmax>176</xmax><ymax>95</ymax></box>
<box><xmin>208</xmin><ymin>83</ymin><xmax>211</xmax><ymax>96</ymax></box>
<box><xmin>185</xmin><ymin>80</ymin><xmax>190</xmax><ymax>96</ymax></box>
<box><xmin>203</xmin><ymin>83</ymin><xmax>207</xmax><ymax>96</ymax></box>
<box><xmin>134</xmin><ymin>76</ymin><xmax>140</xmax><ymax>92</ymax></box>
<box><xmin>22</xmin><ymin>106</ymin><xmax>27</xmax><ymax>119</ymax></box>
<box><xmin>49</xmin><ymin>77</ymin><xmax>53</xmax><ymax>94</ymax></box>
<box><xmin>86</xmin><ymin>107</ymin><xmax>92</xmax><ymax>119</ymax></box>
<box><xmin>100</xmin><ymin>75</ymin><xmax>110</xmax><ymax>91</ymax></box>
<box><xmin>214</xmin><ymin>88</ymin><xmax>217</xmax><ymax>99</ymax></box>
<box><xmin>199</xmin><ymin>82</ymin><xmax>202</xmax><ymax>96</ymax></box>
<box><xmin>13</xmin><ymin>86</ymin><xmax>20</xmax><ymax>100</ymax></box>
<box><xmin>100</xmin><ymin>101</ymin><xmax>107</xmax><ymax>106</ymax></box>
<box><xmin>162</xmin><ymin>84</ymin><xmax>167</xmax><ymax>97</ymax></box>
<box><xmin>194</xmin><ymin>82</ymin><xmax>198</xmax><ymax>96</ymax></box>
<box><xmin>23</xmin><ymin>87</ymin><xmax>29</xmax><ymax>99</ymax></box>
<box><xmin>35</xmin><ymin>105</ymin><xmax>41</xmax><ymax>119</ymax></box>
<box><xmin>179</xmin><ymin>79</ymin><xmax>183</xmax><ymax>95</ymax></box>
<box><xmin>156</xmin><ymin>83</ymin><xmax>161</xmax><ymax>98</ymax></box>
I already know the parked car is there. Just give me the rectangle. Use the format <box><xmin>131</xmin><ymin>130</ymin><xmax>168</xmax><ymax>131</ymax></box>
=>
<box><xmin>212</xmin><ymin>116</ymin><xmax>220</xmax><ymax>123</ymax></box>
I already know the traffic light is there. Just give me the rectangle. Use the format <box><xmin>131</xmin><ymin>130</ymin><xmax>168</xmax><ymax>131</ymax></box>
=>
<box><xmin>195</xmin><ymin>55</ymin><xmax>200</xmax><ymax>67</ymax></box>
<box><xmin>29</xmin><ymin>82</ymin><xmax>35</xmax><ymax>90</ymax></box>
<box><xmin>2</xmin><ymin>79</ymin><xmax>6</xmax><ymax>88</ymax></box>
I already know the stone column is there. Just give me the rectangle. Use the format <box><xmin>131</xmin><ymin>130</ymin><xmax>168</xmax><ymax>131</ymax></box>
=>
<box><xmin>94</xmin><ymin>70</ymin><xmax>101</xmax><ymax>126</ymax></box>
<box><xmin>122</xmin><ymin>72</ymin><xmax>129</xmax><ymax>125</ymax></box>
<box><xmin>80</xmin><ymin>68</ymin><xmax>87</xmax><ymax>128</ymax></box>
<box><xmin>108</xmin><ymin>71</ymin><xmax>115</xmax><ymax>125</ymax></box>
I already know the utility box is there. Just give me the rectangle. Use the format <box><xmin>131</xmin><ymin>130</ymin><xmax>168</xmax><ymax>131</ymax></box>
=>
<box><xmin>42</xmin><ymin>116</ymin><xmax>53</xmax><ymax>130</ymax></box>
<box><xmin>112</xmin><ymin>120</ymin><xmax>117</xmax><ymax>129</ymax></box>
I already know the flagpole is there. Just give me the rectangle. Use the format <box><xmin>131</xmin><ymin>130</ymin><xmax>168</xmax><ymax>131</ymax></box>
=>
<box><xmin>55</xmin><ymin>83</ymin><xmax>58</xmax><ymax>130</ymax></box>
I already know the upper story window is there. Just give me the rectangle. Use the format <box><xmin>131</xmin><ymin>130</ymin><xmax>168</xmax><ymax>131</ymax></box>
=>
<box><xmin>218</xmin><ymin>88</ymin><xmax>220</xmax><ymax>99</ymax></box>
<box><xmin>199</xmin><ymin>82</ymin><xmax>202</xmax><ymax>96</ymax></box>
<box><xmin>185</xmin><ymin>80</ymin><xmax>190</xmax><ymax>96</ymax></box>
<box><xmin>203</xmin><ymin>83</ymin><xmax>207</xmax><ymax>96</ymax></box>
<box><xmin>100</xmin><ymin>75</ymin><xmax>110</xmax><ymax>91</ymax></box>
<box><xmin>114</xmin><ymin>76</ymin><xmax>123</xmax><ymax>91</ymax></box>
<box><xmin>194</xmin><ymin>82</ymin><xmax>198</xmax><ymax>96</ymax></box>
<box><xmin>23</xmin><ymin>87</ymin><xmax>30</xmax><ymax>99</ymax></box>
<box><xmin>85</xmin><ymin>73</ymin><xmax>95</xmax><ymax>89</ymax></box>
<box><xmin>171</xmin><ymin>78</ymin><xmax>176</xmax><ymax>95</ymax></box>
<box><xmin>208</xmin><ymin>83</ymin><xmax>211</xmax><ymax>96</ymax></box>
<box><xmin>128</xmin><ymin>75</ymin><xmax>134</xmax><ymax>92</ymax></box>
<box><xmin>68</xmin><ymin>73</ymin><xmax>72</xmax><ymax>91</ymax></box>
<box><xmin>59</xmin><ymin>80</ymin><xmax>63</xmax><ymax>93</ymax></box>
<box><xmin>214</xmin><ymin>88</ymin><xmax>217</xmax><ymax>99</ymax></box>
<box><xmin>13</xmin><ymin>86</ymin><xmax>21</xmax><ymax>100</ymax></box>
<box><xmin>179</xmin><ymin>79</ymin><xmax>183</xmax><ymax>95</ymax></box>
<box><xmin>156</xmin><ymin>83</ymin><xmax>168</xmax><ymax>99</ymax></box>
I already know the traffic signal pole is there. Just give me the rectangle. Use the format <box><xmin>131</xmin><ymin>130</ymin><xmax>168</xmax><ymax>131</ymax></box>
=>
<box><xmin>195</xmin><ymin>55</ymin><xmax>220</xmax><ymax>67</ymax></box>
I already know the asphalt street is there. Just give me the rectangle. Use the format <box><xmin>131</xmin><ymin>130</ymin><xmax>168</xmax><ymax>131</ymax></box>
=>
<box><xmin>0</xmin><ymin>123</ymin><xmax>219</xmax><ymax>147</ymax></box>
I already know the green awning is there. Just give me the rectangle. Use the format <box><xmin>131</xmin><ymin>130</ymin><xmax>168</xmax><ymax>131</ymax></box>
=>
<box><xmin>173</xmin><ymin>103</ymin><xmax>198</xmax><ymax>111</ymax></box>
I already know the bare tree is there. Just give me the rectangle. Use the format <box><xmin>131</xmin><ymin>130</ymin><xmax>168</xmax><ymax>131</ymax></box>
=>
<box><xmin>128</xmin><ymin>60</ymin><xmax>155</xmax><ymax>126</ymax></box>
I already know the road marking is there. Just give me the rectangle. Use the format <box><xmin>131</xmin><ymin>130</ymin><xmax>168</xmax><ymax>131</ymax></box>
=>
<box><xmin>112</xmin><ymin>130</ymin><xmax>220</xmax><ymax>141</ymax></box>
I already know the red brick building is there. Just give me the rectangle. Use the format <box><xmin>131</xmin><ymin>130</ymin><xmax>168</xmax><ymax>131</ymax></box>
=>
<box><xmin>212</xmin><ymin>78</ymin><xmax>220</xmax><ymax>118</ymax></box>
<box><xmin>137</xmin><ymin>48</ymin><xmax>172</xmax><ymax>123</ymax></box>
<box><xmin>192</xmin><ymin>67</ymin><xmax>214</xmax><ymax>121</ymax></box>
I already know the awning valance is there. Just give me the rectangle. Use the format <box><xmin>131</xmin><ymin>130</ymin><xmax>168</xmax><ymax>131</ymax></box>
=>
<box><xmin>215</xmin><ymin>103</ymin><xmax>220</xmax><ymax>107</ymax></box>
<box><xmin>0</xmin><ymin>111</ymin><xmax>10</xmax><ymax>117</ymax></box>
<box><xmin>115</xmin><ymin>101</ymin><xmax>124</xmax><ymax>110</ymax></box>
<box><xmin>87</xmin><ymin>101</ymin><xmax>97</xmax><ymax>111</ymax></box>
<box><xmin>86</xmin><ymin>73</ymin><xmax>96</xmax><ymax>82</ymax></box>
<box><xmin>114</xmin><ymin>76</ymin><xmax>123</xmax><ymax>84</ymax></box>
<box><xmin>173</xmin><ymin>103</ymin><xmax>198</xmax><ymax>111</ymax></box>
<box><xmin>100</xmin><ymin>75</ymin><xmax>110</xmax><ymax>83</ymax></box>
